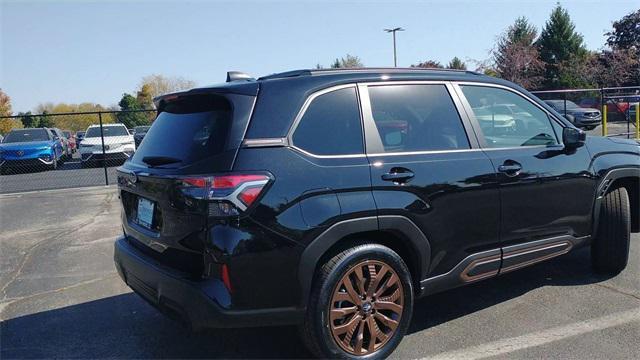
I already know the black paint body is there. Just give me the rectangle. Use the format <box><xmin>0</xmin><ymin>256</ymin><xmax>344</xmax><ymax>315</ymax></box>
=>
<box><xmin>113</xmin><ymin>69</ymin><xmax>640</xmax><ymax>329</ymax></box>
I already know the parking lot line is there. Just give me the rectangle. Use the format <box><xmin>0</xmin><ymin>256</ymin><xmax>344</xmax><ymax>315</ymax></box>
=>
<box><xmin>425</xmin><ymin>307</ymin><xmax>640</xmax><ymax>360</ymax></box>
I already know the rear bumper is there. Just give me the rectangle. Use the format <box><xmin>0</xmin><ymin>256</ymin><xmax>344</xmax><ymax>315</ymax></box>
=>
<box><xmin>113</xmin><ymin>236</ymin><xmax>303</xmax><ymax>329</ymax></box>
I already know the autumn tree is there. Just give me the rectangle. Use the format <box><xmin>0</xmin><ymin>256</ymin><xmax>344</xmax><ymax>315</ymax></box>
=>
<box><xmin>447</xmin><ymin>57</ymin><xmax>467</xmax><ymax>70</ymax></box>
<box><xmin>537</xmin><ymin>4</ymin><xmax>588</xmax><ymax>88</ymax></box>
<box><xmin>0</xmin><ymin>89</ymin><xmax>12</xmax><ymax>117</ymax></box>
<box><xmin>0</xmin><ymin>118</ymin><xmax>23</xmax><ymax>135</ymax></box>
<box><xmin>138</xmin><ymin>74</ymin><xmax>196</xmax><ymax>100</ymax></box>
<box><xmin>493</xmin><ymin>17</ymin><xmax>544</xmax><ymax>89</ymax></box>
<box><xmin>605</xmin><ymin>9</ymin><xmax>640</xmax><ymax>86</ymax></box>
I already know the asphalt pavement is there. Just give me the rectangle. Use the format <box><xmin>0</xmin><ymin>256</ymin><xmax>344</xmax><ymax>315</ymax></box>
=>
<box><xmin>1</xmin><ymin>187</ymin><xmax>638</xmax><ymax>359</ymax></box>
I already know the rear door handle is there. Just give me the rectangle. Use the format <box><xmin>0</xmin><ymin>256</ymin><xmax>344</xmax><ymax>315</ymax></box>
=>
<box><xmin>498</xmin><ymin>161</ymin><xmax>522</xmax><ymax>176</ymax></box>
<box><xmin>381</xmin><ymin>168</ymin><xmax>415</xmax><ymax>183</ymax></box>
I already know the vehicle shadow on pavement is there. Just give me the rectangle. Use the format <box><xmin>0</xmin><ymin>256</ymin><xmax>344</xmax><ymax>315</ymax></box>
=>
<box><xmin>0</xmin><ymin>248</ymin><xmax>613</xmax><ymax>359</ymax></box>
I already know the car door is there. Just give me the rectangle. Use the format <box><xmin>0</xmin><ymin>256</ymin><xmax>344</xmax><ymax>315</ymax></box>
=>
<box><xmin>454</xmin><ymin>83</ymin><xmax>594</xmax><ymax>249</ymax></box>
<box><xmin>360</xmin><ymin>82</ymin><xmax>501</xmax><ymax>280</ymax></box>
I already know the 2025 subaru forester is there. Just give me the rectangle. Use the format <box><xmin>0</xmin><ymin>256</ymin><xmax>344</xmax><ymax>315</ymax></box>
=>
<box><xmin>114</xmin><ymin>68</ymin><xmax>639</xmax><ymax>359</ymax></box>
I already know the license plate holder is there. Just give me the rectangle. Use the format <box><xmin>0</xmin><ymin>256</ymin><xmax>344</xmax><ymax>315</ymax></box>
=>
<box><xmin>137</xmin><ymin>197</ymin><xmax>155</xmax><ymax>229</ymax></box>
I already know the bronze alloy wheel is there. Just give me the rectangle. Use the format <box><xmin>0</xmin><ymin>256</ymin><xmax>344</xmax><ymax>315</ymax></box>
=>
<box><xmin>328</xmin><ymin>259</ymin><xmax>404</xmax><ymax>356</ymax></box>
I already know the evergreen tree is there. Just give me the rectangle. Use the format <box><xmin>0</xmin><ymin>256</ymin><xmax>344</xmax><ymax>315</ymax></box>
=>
<box><xmin>116</xmin><ymin>93</ymin><xmax>149</xmax><ymax>128</ymax></box>
<box><xmin>537</xmin><ymin>4</ymin><xmax>587</xmax><ymax>88</ymax></box>
<box><xmin>493</xmin><ymin>17</ymin><xmax>544</xmax><ymax>89</ymax></box>
<box><xmin>447</xmin><ymin>57</ymin><xmax>467</xmax><ymax>70</ymax></box>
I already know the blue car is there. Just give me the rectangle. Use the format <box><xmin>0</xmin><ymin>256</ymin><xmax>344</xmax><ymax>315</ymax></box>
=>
<box><xmin>0</xmin><ymin>128</ymin><xmax>64</xmax><ymax>174</ymax></box>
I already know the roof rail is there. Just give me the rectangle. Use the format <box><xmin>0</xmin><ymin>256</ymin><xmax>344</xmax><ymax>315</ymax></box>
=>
<box><xmin>257</xmin><ymin>67</ymin><xmax>483</xmax><ymax>81</ymax></box>
<box><xmin>226</xmin><ymin>71</ymin><xmax>255</xmax><ymax>82</ymax></box>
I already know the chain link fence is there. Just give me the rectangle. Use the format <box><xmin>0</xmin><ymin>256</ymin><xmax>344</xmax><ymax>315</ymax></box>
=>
<box><xmin>0</xmin><ymin>110</ymin><xmax>155</xmax><ymax>194</ymax></box>
<box><xmin>531</xmin><ymin>86</ymin><xmax>640</xmax><ymax>139</ymax></box>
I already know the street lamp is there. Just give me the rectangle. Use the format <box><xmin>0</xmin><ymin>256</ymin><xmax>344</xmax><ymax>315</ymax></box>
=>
<box><xmin>384</xmin><ymin>27</ymin><xmax>405</xmax><ymax>67</ymax></box>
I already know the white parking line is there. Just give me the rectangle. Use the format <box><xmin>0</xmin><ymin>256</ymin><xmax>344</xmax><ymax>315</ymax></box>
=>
<box><xmin>425</xmin><ymin>307</ymin><xmax>640</xmax><ymax>360</ymax></box>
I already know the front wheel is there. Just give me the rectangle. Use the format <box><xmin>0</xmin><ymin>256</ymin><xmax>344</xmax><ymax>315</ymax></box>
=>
<box><xmin>592</xmin><ymin>187</ymin><xmax>631</xmax><ymax>275</ymax></box>
<box><xmin>300</xmin><ymin>243</ymin><xmax>413</xmax><ymax>359</ymax></box>
<box><xmin>48</xmin><ymin>157</ymin><xmax>58</xmax><ymax>171</ymax></box>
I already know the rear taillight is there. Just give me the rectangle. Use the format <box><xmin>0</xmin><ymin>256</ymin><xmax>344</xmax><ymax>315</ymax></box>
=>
<box><xmin>179</xmin><ymin>173</ymin><xmax>271</xmax><ymax>217</ymax></box>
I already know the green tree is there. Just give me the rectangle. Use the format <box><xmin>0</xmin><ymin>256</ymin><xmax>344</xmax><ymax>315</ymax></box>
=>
<box><xmin>18</xmin><ymin>112</ymin><xmax>38</xmax><ymax>128</ymax></box>
<box><xmin>493</xmin><ymin>17</ymin><xmax>544</xmax><ymax>89</ymax></box>
<box><xmin>447</xmin><ymin>57</ymin><xmax>467</xmax><ymax>70</ymax></box>
<box><xmin>537</xmin><ymin>4</ymin><xmax>587</xmax><ymax>88</ymax></box>
<box><xmin>116</xmin><ymin>93</ymin><xmax>149</xmax><ymax>128</ymax></box>
<box><xmin>411</xmin><ymin>60</ymin><xmax>444</xmax><ymax>68</ymax></box>
<box><xmin>0</xmin><ymin>89</ymin><xmax>12</xmax><ymax>117</ymax></box>
<box><xmin>330</xmin><ymin>54</ymin><xmax>364</xmax><ymax>68</ymax></box>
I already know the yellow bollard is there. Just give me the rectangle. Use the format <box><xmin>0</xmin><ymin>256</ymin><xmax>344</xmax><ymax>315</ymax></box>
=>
<box><xmin>602</xmin><ymin>104</ymin><xmax>607</xmax><ymax>136</ymax></box>
<box><xmin>636</xmin><ymin>103</ymin><xmax>639</xmax><ymax>140</ymax></box>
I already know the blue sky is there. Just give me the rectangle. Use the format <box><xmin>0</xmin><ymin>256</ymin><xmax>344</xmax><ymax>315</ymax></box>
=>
<box><xmin>1</xmin><ymin>0</ymin><xmax>638</xmax><ymax>113</ymax></box>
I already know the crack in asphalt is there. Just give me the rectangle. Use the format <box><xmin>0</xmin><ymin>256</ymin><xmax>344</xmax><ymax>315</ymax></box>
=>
<box><xmin>0</xmin><ymin>192</ymin><xmax>115</xmax><ymax>300</ymax></box>
<box><xmin>0</xmin><ymin>273</ymin><xmax>120</xmax><ymax>321</ymax></box>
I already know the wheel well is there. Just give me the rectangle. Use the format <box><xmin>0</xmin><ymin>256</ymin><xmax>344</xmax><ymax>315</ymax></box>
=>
<box><xmin>610</xmin><ymin>177</ymin><xmax>639</xmax><ymax>232</ymax></box>
<box><xmin>313</xmin><ymin>230</ymin><xmax>423</xmax><ymax>295</ymax></box>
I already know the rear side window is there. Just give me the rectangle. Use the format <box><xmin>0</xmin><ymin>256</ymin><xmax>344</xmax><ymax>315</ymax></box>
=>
<box><xmin>368</xmin><ymin>84</ymin><xmax>469</xmax><ymax>152</ymax></box>
<box><xmin>131</xmin><ymin>95</ymin><xmax>232</xmax><ymax>167</ymax></box>
<box><xmin>292</xmin><ymin>87</ymin><xmax>363</xmax><ymax>156</ymax></box>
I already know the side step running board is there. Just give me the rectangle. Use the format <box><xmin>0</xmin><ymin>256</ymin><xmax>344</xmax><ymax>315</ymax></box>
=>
<box><xmin>420</xmin><ymin>235</ymin><xmax>589</xmax><ymax>296</ymax></box>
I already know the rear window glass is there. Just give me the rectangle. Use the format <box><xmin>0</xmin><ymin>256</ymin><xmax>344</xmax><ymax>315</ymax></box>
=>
<box><xmin>131</xmin><ymin>95</ymin><xmax>232</xmax><ymax>167</ymax></box>
<box><xmin>4</xmin><ymin>129</ymin><xmax>50</xmax><ymax>143</ymax></box>
<box><xmin>86</xmin><ymin>126</ymin><xmax>129</xmax><ymax>137</ymax></box>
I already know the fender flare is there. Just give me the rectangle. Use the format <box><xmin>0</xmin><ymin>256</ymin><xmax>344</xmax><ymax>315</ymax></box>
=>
<box><xmin>592</xmin><ymin>167</ymin><xmax>640</xmax><ymax>236</ymax></box>
<box><xmin>297</xmin><ymin>215</ymin><xmax>431</xmax><ymax>306</ymax></box>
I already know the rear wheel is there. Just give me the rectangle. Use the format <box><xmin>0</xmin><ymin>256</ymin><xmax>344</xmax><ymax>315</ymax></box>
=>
<box><xmin>592</xmin><ymin>187</ymin><xmax>631</xmax><ymax>275</ymax></box>
<box><xmin>300</xmin><ymin>243</ymin><xmax>413</xmax><ymax>359</ymax></box>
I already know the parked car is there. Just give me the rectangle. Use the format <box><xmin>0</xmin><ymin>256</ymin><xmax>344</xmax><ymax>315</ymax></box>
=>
<box><xmin>579</xmin><ymin>97</ymin><xmax>629</xmax><ymax>122</ymax></box>
<box><xmin>133</xmin><ymin>125</ymin><xmax>151</xmax><ymax>147</ymax></box>
<box><xmin>0</xmin><ymin>127</ymin><xmax>64</xmax><ymax>173</ymax></box>
<box><xmin>49</xmin><ymin>127</ymin><xmax>71</xmax><ymax>160</ymax></box>
<box><xmin>113</xmin><ymin>69</ymin><xmax>640</xmax><ymax>359</ymax></box>
<box><xmin>76</xmin><ymin>130</ymin><xmax>86</xmax><ymax>147</ymax></box>
<box><xmin>62</xmin><ymin>130</ymin><xmax>77</xmax><ymax>153</ymax></box>
<box><xmin>544</xmin><ymin>100</ymin><xmax>601</xmax><ymax>130</ymax></box>
<box><xmin>79</xmin><ymin>123</ymin><xmax>135</xmax><ymax>167</ymax></box>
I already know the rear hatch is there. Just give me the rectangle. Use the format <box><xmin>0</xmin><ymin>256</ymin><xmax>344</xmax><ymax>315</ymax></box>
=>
<box><xmin>117</xmin><ymin>90</ymin><xmax>256</xmax><ymax>277</ymax></box>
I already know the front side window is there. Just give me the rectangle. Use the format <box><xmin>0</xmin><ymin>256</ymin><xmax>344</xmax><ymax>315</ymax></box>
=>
<box><xmin>460</xmin><ymin>85</ymin><xmax>558</xmax><ymax>148</ymax></box>
<box><xmin>292</xmin><ymin>87</ymin><xmax>363</xmax><ymax>156</ymax></box>
<box><xmin>367</xmin><ymin>84</ymin><xmax>470</xmax><ymax>153</ymax></box>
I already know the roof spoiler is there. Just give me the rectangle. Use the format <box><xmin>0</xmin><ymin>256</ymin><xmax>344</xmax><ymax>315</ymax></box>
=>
<box><xmin>226</xmin><ymin>71</ymin><xmax>255</xmax><ymax>82</ymax></box>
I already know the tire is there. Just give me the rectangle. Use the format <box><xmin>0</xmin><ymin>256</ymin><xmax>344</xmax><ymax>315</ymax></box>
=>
<box><xmin>48</xmin><ymin>157</ymin><xmax>58</xmax><ymax>171</ymax></box>
<box><xmin>300</xmin><ymin>243</ymin><xmax>413</xmax><ymax>359</ymax></box>
<box><xmin>591</xmin><ymin>187</ymin><xmax>631</xmax><ymax>275</ymax></box>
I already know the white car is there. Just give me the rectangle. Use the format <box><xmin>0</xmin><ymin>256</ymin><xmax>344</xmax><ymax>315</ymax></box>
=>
<box><xmin>79</xmin><ymin>124</ymin><xmax>135</xmax><ymax>167</ymax></box>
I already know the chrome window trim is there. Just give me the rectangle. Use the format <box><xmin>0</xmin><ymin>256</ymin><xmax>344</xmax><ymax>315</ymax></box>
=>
<box><xmin>286</xmin><ymin>84</ymin><xmax>367</xmax><ymax>159</ymax></box>
<box><xmin>452</xmin><ymin>81</ymin><xmax>566</xmax><ymax>148</ymax></box>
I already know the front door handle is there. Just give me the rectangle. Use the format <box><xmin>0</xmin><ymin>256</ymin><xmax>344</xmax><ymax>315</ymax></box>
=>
<box><xmin>381</xmin><ymin>167</ymin><xmax>415</xmax><ymax>183</ymax></box>
<box><xmin>498</xmin><ymin>161</ymin><xmax>522</xmax><ymax>176</ymax></box>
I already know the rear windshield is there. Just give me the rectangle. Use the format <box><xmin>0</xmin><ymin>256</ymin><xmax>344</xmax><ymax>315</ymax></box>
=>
<box><xmin>4</xmin><ymin>129</ymin><xmax>50</xmax><ymax>143</ymax></box>
<box><xmin>86</xmin><ymin>126</ymin><xmax>129</xmax><ymax>138</ymax></box>
<box><xmin>130</xmin><ymin>95</ymin><xmax>232</xmax><ymax>168</ymax></box>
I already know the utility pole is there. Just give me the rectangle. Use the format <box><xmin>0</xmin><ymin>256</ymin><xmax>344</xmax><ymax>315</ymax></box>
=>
<box><xmin>384</xmin><ymin>27</ymin><xmax>405</xmax><ymax>67</ymax></box>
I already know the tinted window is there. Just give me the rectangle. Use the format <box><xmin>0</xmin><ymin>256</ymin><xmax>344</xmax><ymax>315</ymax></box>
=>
<box><xmin>85</xmin><ymin>126</ymin><xmax>130</xmax><ymax>138</ymax></box>
<box><xmin>461</xmin><ymin>86</ymin><xmax>558</xmax><ymax>148</ymax></box>
<box><xmin>368</xmin><ymin>85</ymin><xmax>469</xmax><ymax>152</ymax></box>
<box><xmin>292</xmin><ymin>87</ymin><xmax>363</xmax><ymax>155</ymax></box>
<box><xmin>131</xmin><ymin>95</ymin><xmax>232</xmax><ymax>167</ymax></box>
<box><xmin>4</xmin><ymin>129</ymin><xmax>50</xmax><ymax>143</ymax></box>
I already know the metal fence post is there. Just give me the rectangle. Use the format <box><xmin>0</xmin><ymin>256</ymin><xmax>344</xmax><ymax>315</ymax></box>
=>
<box><xmin>602</xmin><ymin>105</ymin><xmax>608</xmax><ymax>137</ymax></box>
<box><xmin>98</xmin><ymin>112</ymin><xmax>108</xmax><ymax>185</ymax></box>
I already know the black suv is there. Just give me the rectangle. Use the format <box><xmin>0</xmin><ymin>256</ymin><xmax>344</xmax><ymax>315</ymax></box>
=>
<box><xmin>114</xmin><ymin>68</ymin><xmax>640</xmax><ymax>359</ymax></box>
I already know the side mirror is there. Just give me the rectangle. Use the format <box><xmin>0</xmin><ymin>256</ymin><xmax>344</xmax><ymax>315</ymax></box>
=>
<box><xmin>563</xmin><ymin>127</ymin><xmax>586</xmax><ymax>149</ymax></box>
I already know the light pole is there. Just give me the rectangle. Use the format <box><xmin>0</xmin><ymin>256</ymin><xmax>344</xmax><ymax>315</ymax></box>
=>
<box><xmin>384</xmin><ymin>27</ymin><xmax>404</xmax><ymax>67</ymax></box>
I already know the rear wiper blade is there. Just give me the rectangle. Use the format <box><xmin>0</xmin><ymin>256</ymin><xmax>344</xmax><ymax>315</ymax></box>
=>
<box><xmin>141</xmin><ymin>156</ymin><xmax>182</xmax><ymax>167</ymax></box>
